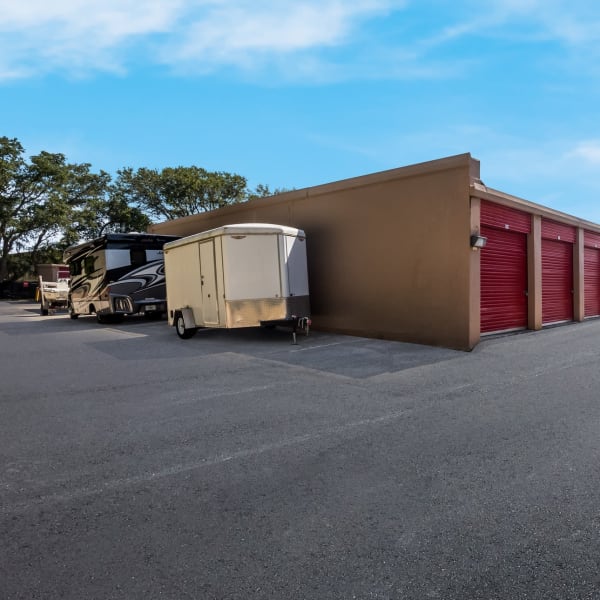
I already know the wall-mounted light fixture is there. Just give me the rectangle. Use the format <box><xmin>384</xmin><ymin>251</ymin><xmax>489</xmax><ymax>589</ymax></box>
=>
<box><xmin>470</xmin><ymin>234</ymin><xmax>487</xmax><ymax>249</ymax></box>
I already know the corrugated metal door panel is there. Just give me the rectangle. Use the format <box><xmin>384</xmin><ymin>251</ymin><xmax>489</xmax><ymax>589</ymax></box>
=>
<box><xmin>480</xmin><ymin>225</ymin><xmax>528</xmax><ymax>333</ymax></box>
<box><xmin>480</xmin><ymin>200</ymin><xmax>531</xmax><ymax>234</ymax></box>
<box><xmin>584</xmin><ymin>230</ymin><xmax>600</xmax><ymax>248</ymax></box>
<box><xmin>584</xmin><ymin>247</ymin><xmax>600</xmax><ymax>317</ymax></box>
<box><xmin>541</xmin><ymin>219</ymin><xmax>576</xmax><ymax>243</ymax></box>
<box><xmin>542</xmin><ymin>239</ymin><xmax>574</xmax><ymax>324</ymax></box>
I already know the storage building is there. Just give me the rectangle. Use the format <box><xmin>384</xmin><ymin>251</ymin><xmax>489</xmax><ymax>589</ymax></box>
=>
<box><xmin>149</xmin><ymin>153</ymin><xmax>600</xmax><ymax>350</ymax></box>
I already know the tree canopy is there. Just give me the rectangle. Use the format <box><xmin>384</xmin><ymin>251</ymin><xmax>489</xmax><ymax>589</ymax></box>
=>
<box><xmin>113</xmin><ymin>166</ymin><xmax>249</xmax><ymax>222</ymax></box>
<box><xmin>0</xmin><ymin>135</ymin><xmax>290</xmax><ymax>282</ymax></box>
<box><xmin>0</xmin><ymin>137</ymin><xmax>110</xmax><ymax>281</ymax></box>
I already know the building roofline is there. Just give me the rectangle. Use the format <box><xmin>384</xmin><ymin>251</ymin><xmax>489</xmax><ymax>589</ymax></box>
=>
<box><xmin>150</xmin><ymin>153</ymin><xmax>478</xmax><ymax>230</ymax></box>
<box><xmin>284</xmin><ymin>152</ymin><xmax>477</xmax><ymax>199</ymax></box>
<box><xmin>471</xmin><ymin>181</ymin><xmax>600</xmax><ymax>232</ymax></box>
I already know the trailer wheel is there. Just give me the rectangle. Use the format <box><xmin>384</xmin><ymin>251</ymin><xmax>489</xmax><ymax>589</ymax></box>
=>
<box><xmin>175</xmin><ymin>313</ymin><xmax>197</xmax><ymax>339</ymax></box>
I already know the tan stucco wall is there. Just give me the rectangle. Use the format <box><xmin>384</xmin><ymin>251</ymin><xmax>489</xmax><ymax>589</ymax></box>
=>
<box><xmin>574</xmin><ymin>228</ymin><xmax>585</xmax><ymax>321</ymax></box>
<box><xmin>528</xmin><ymin>215</ymin><xmax>543</xmax><ymax>330</ymax></box>
<box><xmin>150</xmin><ymin>154</ymin><xmax>478</xmax><ymax>350</ymax></box>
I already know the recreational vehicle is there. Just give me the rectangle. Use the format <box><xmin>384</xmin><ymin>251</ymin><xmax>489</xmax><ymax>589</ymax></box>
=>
<box><xmin>63</xmin><ymin>233</ymin><xmax>179</xmax><ymax>322</ymax></box>
<box><xmin>163</xmin><ymin>224</ymin><xmax>311</xmax><ymax>340</ymax></box>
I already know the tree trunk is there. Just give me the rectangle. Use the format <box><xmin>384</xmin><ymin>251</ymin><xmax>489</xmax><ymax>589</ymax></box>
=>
<box><xmin>0</xmin><ymin>258</ymin><xmax>7</xmax><ymax>282</ymax></box>
<box><xmin>0</xmin><ymin>239</ymin><xmax>9</xmax><ymax>282</ymax></box>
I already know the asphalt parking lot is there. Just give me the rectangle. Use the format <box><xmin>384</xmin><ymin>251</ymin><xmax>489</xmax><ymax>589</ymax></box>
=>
<box><xmin>2</xmin><ymin>301</ymin><xmax>600</xmax><ymax>599</ymax></box>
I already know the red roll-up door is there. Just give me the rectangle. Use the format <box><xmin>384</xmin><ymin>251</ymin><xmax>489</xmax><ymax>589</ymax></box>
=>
<box><xmin>480</xmin><ymin>225</ymin><xmax>528</xmax><ymax>333</ymax></box>
<box><xmin>480</xmin><ymin>201</ymin><xmax>530</xmax><ymax>334</ymax></box>
<box><xmin>584</xmin><ymin>246</ymin><xmax>600</xmax><ymax>317</ymax></box>
<box><xmin>542</xmin><ymin>239</ymin><xmax>573</xmax><ymax>324</ymax></box>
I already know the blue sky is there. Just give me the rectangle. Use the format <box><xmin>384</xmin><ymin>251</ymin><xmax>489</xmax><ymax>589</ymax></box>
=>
<box><xmin>1</xmin><ymin>0</ymin><xmax>600</xmax><ymax>222</ymax></box>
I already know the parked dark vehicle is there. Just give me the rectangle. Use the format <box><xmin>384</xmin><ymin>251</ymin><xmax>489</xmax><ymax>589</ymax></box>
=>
<box><xmin>0</xmin><ymin>280</ymin><xmax>39</xmax><ymax>300</ymax></box>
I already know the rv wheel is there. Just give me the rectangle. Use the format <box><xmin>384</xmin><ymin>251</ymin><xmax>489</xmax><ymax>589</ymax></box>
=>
<box><xmin>175</xmin><ymin>314</ymin><xmax>197</xmax><ymax>339</ymax></box>
<box><xmin>68</xmin><ymin>300</ymin><xmax>79</xmax><ymax>319</ymax></box>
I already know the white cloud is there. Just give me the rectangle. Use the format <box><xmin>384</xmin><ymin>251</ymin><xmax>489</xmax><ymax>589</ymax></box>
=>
<box><xmin>347</xmin><ymin>122</ymin><xmax>600</xmax><ymax>219</ymax></box>
<box><xmin>174</xmin><ymin>1</ymin><xmax>394</xmax><ymax>56</ymax></box>
<box><xmin>475</xmin><ymin>134</ymin><xmax>600</xmax><ymax>221</ymax></box>
<box><xmin>0</xmin><ymin>0</ymin><xmax>402</xmax><ymax>80</ymax></box>
<box><xmin>420</xmin><ymin>0</ymin><xmax>600</xmax><ymax>50</ymax></box>
<box><xmin>0</xmin><ymin>0</ymin><xmax>183</xmax><ymax>36</ymax></box>
<box><xmin>512</xmin><ymin>1</ymin><xmax>600</xmax><ymax>46</ymax></box>
<box><xmin>0</xmin><ymin>0</ymin><xmax>186</xmax><ymax>76</ymax></box>
<box><xmin>1</xmin><ymin>0</ymin><xmax>599</xmax><ymax>82</ymax></box>
<box><xmin>569</xmin><ymin>141</ymin><xmax>600</xmax><ymax>166</ymax></box>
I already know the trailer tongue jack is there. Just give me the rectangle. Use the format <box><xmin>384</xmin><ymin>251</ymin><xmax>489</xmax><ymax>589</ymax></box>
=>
<box><xmin>263</xmin><ymin>316</ymin><xmax>312</xmax><ymax>345</ymax></box>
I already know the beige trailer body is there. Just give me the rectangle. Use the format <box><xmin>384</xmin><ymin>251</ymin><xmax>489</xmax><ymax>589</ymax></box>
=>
<box><xmin>163</xmin><ymin>224</ymin><xmax>310</xmax><ymax>337</ymax></box>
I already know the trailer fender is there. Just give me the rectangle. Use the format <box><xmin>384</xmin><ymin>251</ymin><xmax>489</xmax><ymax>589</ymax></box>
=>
<box><xmin>174</xmin><ymin>308</ymin><xmax>198</xmax><ymax>339</ymax></box>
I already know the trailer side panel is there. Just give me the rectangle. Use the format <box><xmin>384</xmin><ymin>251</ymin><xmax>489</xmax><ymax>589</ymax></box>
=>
<box><xmin>165</xmin><ymin>240</ymin><xmax>203</xmax><ymax>326</ymax></box>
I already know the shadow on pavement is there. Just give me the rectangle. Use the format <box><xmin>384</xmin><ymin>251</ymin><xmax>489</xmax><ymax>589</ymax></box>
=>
<box><xmin>1</xmin><ymin>302</ymin><xmax>463</xmax><ymax>378</ymax></box>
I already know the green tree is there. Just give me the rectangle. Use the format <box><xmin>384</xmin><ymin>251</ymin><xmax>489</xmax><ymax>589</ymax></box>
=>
<box><xmin>0</xmin><ymin>136</ymin><xmax>110</xmax><ymax>281</ymax></box>
<box><xmin>72</xmin><ymin>194</ymin><xmax>151</xmax><ymax>242</ymax></box>
<box><xmin>246</xmin><ymin>183</ymin><xmax>294</xmax><ymax>201</ymax></box>
<box><xmin>0</xmin><ymin>137</ymin><xmax>25</xmax><ymax>280</ymax></box>
<box><xmin>113</xmin><ymin>166</ymin><xmax>249</xmax><ymax>221</ymax></box>
<box><xmin>1</xmin><ymin>137</ymin><xmax>290</xmax><ymax>281</ymax></box>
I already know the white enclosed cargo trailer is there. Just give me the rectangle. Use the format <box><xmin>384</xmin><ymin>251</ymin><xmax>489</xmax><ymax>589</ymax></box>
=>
<box><xmin>163</xmin><ymin>223</ymin><xmax>311</xmax><ymax>341</ymax></box>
